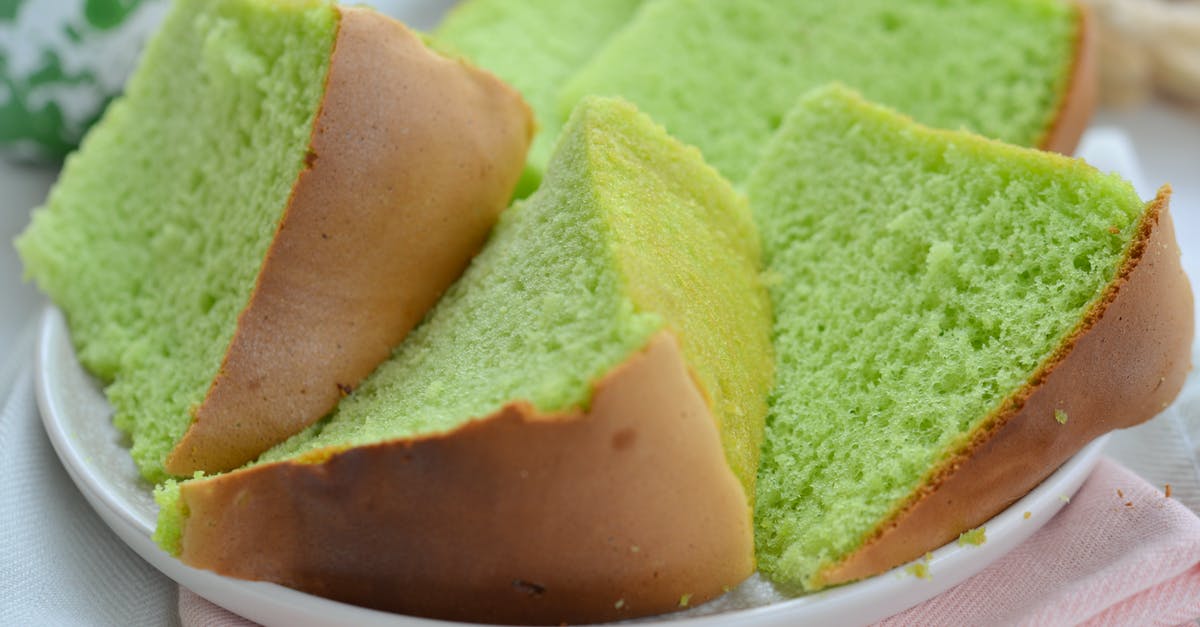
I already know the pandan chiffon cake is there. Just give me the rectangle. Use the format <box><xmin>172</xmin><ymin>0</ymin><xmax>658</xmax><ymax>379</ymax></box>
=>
<box><xmin>560</xmin><ymin>0</ymin><xmax>1094</xmax><ymax>184</ymax></box>
<box><xmin>435</xmin><ymin>0</ymin><xmax>643</xmax><ymax>197</ymax></box>
<box><xmin>17</xmin><ymin>0</ymin><xmax>533</xmax><ymax>481</ymax></box>
<box><xmin>748</xmin><ymin>86</ymin><xmax>1192</xmax><ymax>591</ymax></box>
<box><xmin>17</xmin><ymin>0</ymin><xmax>1192</xmax><ymax>623</ymax></box>
<box><xmin>155</xmin><ymin>96</ymin><xmax>774</xmax><ymax>625</ymax></box>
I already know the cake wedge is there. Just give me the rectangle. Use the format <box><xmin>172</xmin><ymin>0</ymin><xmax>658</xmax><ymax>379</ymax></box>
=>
<box><xmin>17</xmin><ymin>0</ymin><xmax>533</xmax><ymax>480</ymax></box>
<box><xmin>748</xmin><ymin>85</ymin><xmax>1192</xmax><ymax>591</ymax></box>
<box><xmin>561</xmin><ymin>0</ymin><xmax>1096</xmax><ymax>183</ymax></box>
<box><xmin>154</xmin><ymin>96</ymin><xmax>774</xmax><ymax>625</ymax></box>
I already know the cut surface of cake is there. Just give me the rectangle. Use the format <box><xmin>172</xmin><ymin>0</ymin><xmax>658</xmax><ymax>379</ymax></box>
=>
<box><xmin>748</xmin><ymin>85</ymin><xmax>1191</xmax><ymax>591</ymax></box>
<box><xmin>435</xmin><ymin>0</ymin><xmax>643</xmax><ymax>197</ymax></box>
<box><xmin>561</xmin><ymin>0</ymin><xmax>1094</xmax><ymax>183</ymax></box>
<box><xmin>154</xmin><ymin>96</ymin><xmax>774</xmax><ymax>625</ymax></box>
<box><xmin>17</xmin><ymin>0</ymin><xmax>533</xmax><ymax>480</ymax></box>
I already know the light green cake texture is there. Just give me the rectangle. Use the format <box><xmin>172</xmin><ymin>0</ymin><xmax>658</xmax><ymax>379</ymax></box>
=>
<box><xmin>434</xmin><ymin>0</ymin><xmax>643</xmax><ymax>198</ymax></box>
<box><xmin>561</xmin><ymin>0</ymin><xmax>1078</xmax><ymax>183</ymax></box>
<box><xmin>16</xmin><ymin>0</ymin><xmax>338</xmax><ymax>483</ymax></box>
<box><xmin>156</xmin><ymin>95</ymin><xmax>774</xmax><ymax>550</ymax></box>
<box><xmin>748</xmin><ymin>85</ymin><xmax>1143</xmax><ymax>591</ymax></box>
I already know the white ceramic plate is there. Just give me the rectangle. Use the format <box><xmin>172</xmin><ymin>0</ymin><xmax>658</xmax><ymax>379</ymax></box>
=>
<box><xmin>35</xmin><ymin>306</ymin><xmax>1108</xmax><ymax>627</ymax></box>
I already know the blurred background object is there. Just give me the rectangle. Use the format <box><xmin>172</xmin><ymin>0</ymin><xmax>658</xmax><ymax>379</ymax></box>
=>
<box><xmin>0</xmin><ymin>0</ymin><xmax>457</xmax><ymax>164</ymax></box>
<box><xmin>1083</xmin><ymin>0</ymin><xmax>1200</xmax><ymax>108</ymax></box>
<box><xmin>366</xmin><ymin>0</ymin><xmax>455</xmax><ymax>30</ymax></box>
<box><xmin>0</xmin><ymin>0</ymin><xmax>169</xmax><ymax>162</ymax></box>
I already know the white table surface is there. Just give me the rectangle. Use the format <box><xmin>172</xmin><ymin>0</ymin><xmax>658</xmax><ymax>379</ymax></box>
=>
<box><xmin>1</xmin><ymin>101</ymin><xmax>1198</xmax><ymax>625</ymax></box>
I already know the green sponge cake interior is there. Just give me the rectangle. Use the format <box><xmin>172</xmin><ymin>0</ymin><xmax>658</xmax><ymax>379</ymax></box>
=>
<box><xmin>17</xmin><ymin>0</ymin><xmax>337</xmax><ymax>482</ymax></box>
<box><xmin>749</xmin><ymin>86</ymin><xmax>1147</xmax><ymax>590</ymax></box>
<box><xmin>155</xmin><ymin>95</ymin><xmax>772</xmax><ymax>623</ymax></box>
<box><xmin>435</xmin><ymin>0</ymin><xmax>642</xmax><ymax>197</ymax></box>
<box><xmin>20</xmin><ymin>0</ymin><xmax>535</xmax><ymax>479</ymax></box>
<box><xmin>561</xmin><ymin>0</ymin><xmax>1080</xmax><ymax>183</ymax></box>
<box><xmin>261</xmin><ymin>94</ymin><xmax>773</xmax><ymax>494</ymax></box>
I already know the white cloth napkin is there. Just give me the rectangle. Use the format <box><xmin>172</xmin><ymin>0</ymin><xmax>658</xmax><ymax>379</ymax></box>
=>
<box><xmin>0</xmin><ymin>343</ymin><xmax>178</xmax><ymax>626</ymax></box>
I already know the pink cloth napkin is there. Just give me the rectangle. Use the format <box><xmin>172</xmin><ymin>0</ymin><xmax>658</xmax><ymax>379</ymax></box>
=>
<box><xmin>179</xmin><ymin>457</ymin><xmax>1200</xmax><ymax>626</ymax></box>
<box><xmin>880</xmin><ymin>457</ymin><xmax>1200</xmax><ymax>626</ymax></box>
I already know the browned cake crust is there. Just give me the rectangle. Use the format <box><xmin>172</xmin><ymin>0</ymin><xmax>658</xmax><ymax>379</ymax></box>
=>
<box><xmin>821</xmin><ymin>187</ymin><xmax>1193</xmax><ymax>586</ymax></box>
<box><xmin>176</xmin><ymin>332</ymin><xmax>754</xmax><ymax>625</ymax></box>
<box><xmin>1040</xmin><ymin>0</ymin><xmax>1098</xmax><ymax>154</ymax></box>
<box><xmin>164</xmin><ymin>7</ymin><xmax>534</xmax><ymax>475</ymax></box>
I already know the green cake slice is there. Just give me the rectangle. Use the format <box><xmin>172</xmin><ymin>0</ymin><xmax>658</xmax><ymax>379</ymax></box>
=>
<box><xmin>561</xmin><ymin>0</ymin><xmax>1094</xmax><ymax>183</ymax></box>
<box><xmin>155</xmin><ymin>96</ymin><xmax>774</xmax><ymax>625</ymax></box>
<box><xmin>435</xmin><ymin>0</ymin><xmax>643</xmax><ymax>198</ymax></box>
<box><xmin>748</xmin><ymin>86</ymin><xmax>1191</xmax><ymax>591</ymax></box>
<box><xmin>17</xmin><ymin>0</ymin><xmax>533</xmax><ymax>481</ymax></box>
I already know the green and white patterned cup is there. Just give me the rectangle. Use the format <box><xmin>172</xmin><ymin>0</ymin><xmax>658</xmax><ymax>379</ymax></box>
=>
<box><xmin>0</xmin><ymin>0</ymin><xmax>167</xmax><ymax>162</ymax></box>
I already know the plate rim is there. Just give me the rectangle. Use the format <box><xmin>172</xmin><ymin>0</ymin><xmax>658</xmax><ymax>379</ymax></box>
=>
<box><xmin>34</xmin><ymin>305</ymin><xmax>1109</xmax><ymax>627</ymax></box>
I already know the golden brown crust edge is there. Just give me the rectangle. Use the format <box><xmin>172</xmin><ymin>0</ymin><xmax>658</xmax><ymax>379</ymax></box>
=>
<box><xmin>165</xmin><ymin>7</ymin><xmax>534</xmax><ymax>475</ymax></box>
<box><xmin>177</xmin><ymin>332</ymin><xmax>754</xmax><ymax>625</ymax></box>
<box><xmin>822</xmin><ymin>187</ymin><xmax>1193</xmax><ymax>586</ymax></box>
<box><xmin>1039</xmin><ymin>0</ymin><xmax>1098</xmax><ymax>154</ymax></box>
